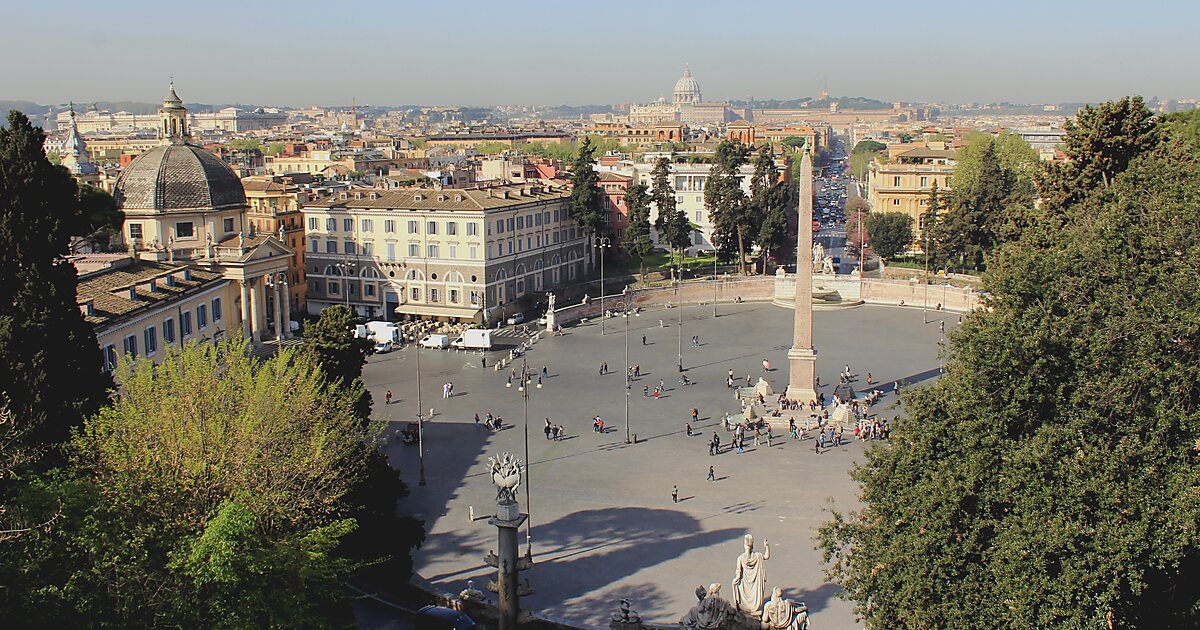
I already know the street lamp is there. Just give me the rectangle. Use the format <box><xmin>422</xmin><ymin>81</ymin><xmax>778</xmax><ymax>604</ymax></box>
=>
<box><xmin>596</xmin><ymin>237</ymin><xmax>612</xmax><ymax>335</ymax></box>
<box><xmin>675</xmin><ymin>273</ymin><xmax>683</xmax><ymax>373</ymax></box>
<box><xmin>712</xmin><ymin>254</ymin><xmax>719</xmax><ymax>318</ymax></box>
<box><xmin>616</xmin><ymin>300</ymin><xmax>633</xmax><ymax>444</ymax></box>
<box><xmin>337</xmin><ymin>260</ymin><xmax>356</xmax><ymax>310</ymax></box>
<box><xmin>506</xmin><ymin>358</ymin><xmax>540</xmax><ymax>559</ymax></box>
<box><xmin>415</xmin><ymin>341</ymin><xmax>426</xmax><ymax>486</ymax></box>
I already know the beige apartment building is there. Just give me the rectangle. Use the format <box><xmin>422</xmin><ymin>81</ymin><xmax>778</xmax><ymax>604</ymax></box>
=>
<box><xmin>302</xmin><ymin>183</ymin><xmax>587</xmax><ymax>323</ymax></box>
<box><xmin>866</xmin><ymin>143</ymin><xmax>956</xmax><ymax>247</ymax></box>
<box><xmin>243</xmin><ymin>176</ymin><xmax>308</xmax><ymax>310</ymax></box>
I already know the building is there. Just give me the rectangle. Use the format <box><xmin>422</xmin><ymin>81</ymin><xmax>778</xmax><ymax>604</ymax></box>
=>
<box><xmin>58</xmin><ymin>105</ymin><xmax>101</xmax><ymax>186</ymax></box>
<box><xmin>866</xmin><ymin>143</ymin><xmax>956</xmax><ymax>247</ymax></box>
<box><xmin>302</xmin><ymin>183</ymin><xmax>587</xmax><ymax>323</ymax></box>
<box><xmin>598</xmin><ymin>172</ymin><xmax>633</xmax><ymax>244</ymax></box>
<box><xmin>627</xmin><ymin>155</ymin><xmax>758</xmax><ymax>252</ymax></box>
<box><xmin>579</xmin><ymin>122</ymin><xmax>686</xmax><ymax>147</ymax></box>
<box><xmin>110</xmin><ymin>84</ymin><xmax>292</xmax><ymax>351</ymax></box>
<box><xmin>628</xmin><ymin>67</ymin><xmax>734</xmax><ymax>126</ymax></box>
<box><xmin>242</xmin><ymin>176</ymin><xmax>308</xmax><ymax>311</ymax></box>
<box><xmin>55</xmin><ymin>105</ymin><xmax>286</xmax><ymax>134</ymax></box>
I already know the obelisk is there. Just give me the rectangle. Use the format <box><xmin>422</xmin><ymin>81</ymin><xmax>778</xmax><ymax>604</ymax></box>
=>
<box><xmin>786</xmin><ymin>150</ymin><xmax>818</xmax><ymax>403</ymax></box>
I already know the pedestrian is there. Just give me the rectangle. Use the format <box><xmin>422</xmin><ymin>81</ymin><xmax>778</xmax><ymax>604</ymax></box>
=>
<box><xmin>762</xmin><ymin>359</ymin><xmax>770</xmax><ymax>372</ymax></box>
<box><xmin>481</xmin><ymin>356</ymin><xmax>487</xmax><ymax>369</ymax></box>
<box><xmin>814</xmin><ymin>437</ymin><xmax>821</xmax><ymax>454</ymax></box>
<box><xmin>475</xmin><ymin>412</ymin><xmax>480</xmax><ymax>426</ymax></box>
<box><xmin>707</xmin><ymin>466</ymin><xmax>716</xmax><ymax>482</ymax></box>
<box><xmin>642</xmin><ymin>335</ymin><xmax>647</xmax><ymax>346</ymax></box>
<box><xmin>635</xmin><ymin>364</ymin><xmax>641</xmax><ymax>378</ymax></box>
<box><xmin>866</xmin><ymin>372</ymin><xmax>874</xmax><ymax>385</ymax></box>
<box><xmin>766</xmin><ymin>425</ymin><xmax>773</xmax><ymax>447</ymax></box>
<box><xmin>385</xmin><ymin>389</ymin><xmax>393</xmax><ymax>405</ymax></box>
<box><xmin>686</xmin><ymin>422</ymin><xmax>693</xmax><ymax>437</ymax></box>
<box><xmin>746</xmin><ymin>374</ymin><xmax>752</xmax><ymax>387</ymax></box>
<box><xmin>544</xmin><ymin>418</ymin><xmax>552</xmax><ymax>440</ymax></box>
<box><xmin>710</xmin><ymin>433</ymin><xmax>719</xmax><ymax>456</ymax></box>
<box><xmin>643</xmin><ymin>385</ymin><xmax>649</xmax><ymax>397</ymax></box>
<box><xmin>691</xmin><ymin>408</ymin><xmax>699</xmax><ymax>423</ymax></box>
<box><xmin>542</xmin><ymin>365</ymin><xmax>548</xmax><ymax>379</ymax></box>
<box><xmin>672</xmin><ymin>485</ymin><xmax>679</xmax><ymax>503</ymax></box>
<box><xmin>654</xmin><ymin>388</ymin><xmax>661</xmax><ymax>400</ymax></box>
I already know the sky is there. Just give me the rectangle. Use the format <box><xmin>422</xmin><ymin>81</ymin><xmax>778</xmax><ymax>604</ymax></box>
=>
<box><xmin>4</xmin><ymin>0</ymin><xmax>1195</xmax><ymax>107</ymax></box>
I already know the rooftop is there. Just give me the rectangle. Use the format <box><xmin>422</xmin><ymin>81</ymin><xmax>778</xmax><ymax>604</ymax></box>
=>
<box><xmin>76</xmin><ymin>260</ymin><xmax>225</xmax><ymax>329</ymax></box>
<box><xmin>307</xmin><ymin>183</ymin><xmax>568</xmax><ymax>212</ymax></box>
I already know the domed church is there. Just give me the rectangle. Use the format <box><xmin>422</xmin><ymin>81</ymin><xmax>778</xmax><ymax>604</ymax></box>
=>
<box><xmin>109</xmin><ymin>84</ymin><xmax>293</xmax><ymax>344</ymax></box>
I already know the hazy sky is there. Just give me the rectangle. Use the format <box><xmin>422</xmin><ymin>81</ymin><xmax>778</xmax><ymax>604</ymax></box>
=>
<box><xmin>5</xmin><ymin>0</ymin><xmax>1194</xmax><ymax>107</ymax></box>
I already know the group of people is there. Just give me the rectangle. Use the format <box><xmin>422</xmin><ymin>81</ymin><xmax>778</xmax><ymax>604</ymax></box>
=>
<box><xmin>855</xmin><ymin>416</ymin><xmax>892</xmax><ymax>441</ymax></box>
<box><xmin>543</xmin><ymin>418</ymin><xmax>566</xmax><ymax>441</ymax></box>
<box><xmin>441</xmin><ymin>382</ymin><xmax>455</xmax><ymax>398</ymax></box>
<box><xmin>475</xmin><ymin>412</ymin><xmax>504</xmax><ymax>430</ymax></box>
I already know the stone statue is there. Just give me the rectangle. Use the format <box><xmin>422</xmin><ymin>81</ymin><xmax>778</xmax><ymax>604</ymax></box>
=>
<box><xmin>488</xmin><ymin>451</ymin><xmax>522</xmax><ymax>504</ymax></box>
<box><xmin>811</xmin><ymin>242</ymin><xmax>825</xmax><ymax>268</ymax></box>
<box><xmin>547</xmin><ymin>292</ymin><xmax>556</xmax><ymax>312</ymax></box>
<box><xmin>732</xmin><ymin>534</ymin><xmax>770</xmax><ymax>616</ymax></box>
<box><xmin>205</xmin><ymin>231</ymin><xmax>214</xmax><ymax>258</ymax></box>
<box><xmin>761</xmin><ymin>587</ymin><xmax>808</xmax><ymax>630</ymax></box>
<box><xmin>822</xmin><ymin>255</ymin><xmax>836</xmax><ymax>275</ymax></box>
<box><xmin>680</xmin><ymin>583</ymin><xmax>732</xmax><ymax>630</ymax></box>
<box><xmin>581</xmin><ymin>293</ymin><xmax>589</xmax><ymax>304</ymax></box>
<box><xmin>278</xmin><ymin>224</ymin><xmax>286</xmax><ymax>243</ymax></box>
<box><xmin>610</xmin><ymin>598</ymin><xmax>641</xmax><ymax>624</ymax></box>
<box><xmin>237</xmin><ymin>231</ymin><xmax>245</xmax><ymax>250</ymax></box>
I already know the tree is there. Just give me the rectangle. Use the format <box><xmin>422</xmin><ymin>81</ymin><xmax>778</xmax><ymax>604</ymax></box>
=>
<box><xmin>704</xmin><ymin>140</ymin><xmax>753</xmax><ymax>273</ymax></box>
<box><xmin>750</xmin><ymin>146</ymin><xmax>790</xmax><ymax>272</ymax></box>
<box><xmin>865</xmin><ymin>212</ymin><xmax>914</xmax><ymax>259</ymax></box>
<box><xmin>844</xmin><ymin>197</ymin><xmax>870</xmax><ymax>254</ymax></box>
<box><xmin>568</xmin><ymin>136</ymin><xmax>605</xmax><ymax>269</ymax></box>
<box><xmin>300</xmin><ymin>305</ymin><xmax>371</xmax><ymax>400</ymax></box>
<box><xmin>931</xmin><ymin>142</ymin><xmax>1013</xmax><ymax>270</ymax></box>
<box><xmin>651</xmin><ymin>157</ymin><xmax>690</xmax><ymax>266</ymax></box>
<box><xmin>853</xmin><ymin>140</ymin><xmax>887</xmax><ymax>154</ymax></box>
<box><xmin>921</xmin><ymin>181</ymin><xmax>943</xmax><ymax>267</ymax></box>
<box><xmin>781</xmin><ymin>136</ymin><xmax>808</xmax><ymax>151</ymax></box>
<box><xmin>70</xmin><ymin>183</ymin><xmax>124</xmax><ymax>253</ymax></box>
<box><xmin>819</xmin><ymin>99</ymin><xmax>1200</xmax><ymax>629</ymax></box>
<box><xmin>3</xmin><ymin>340</ymin><xmax>385</xmax><ymax>626</ymax></box>
<box><xmin>952</xmin><ymin>131</ymin><xmax>1038</xmax><ymax>210</ymax></box>
<box><xmin>622</xmin><ymin>183</ymin><xmax>654</xmax><ymax>282</ymax></box>
<box><xmin>0</xmin><ymin>111</ymin><xmax>110</xmax><ymax>467</ymax></box>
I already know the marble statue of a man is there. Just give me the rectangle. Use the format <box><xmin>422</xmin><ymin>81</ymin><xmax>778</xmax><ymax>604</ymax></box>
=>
<box><xmin>732</xmin><ymin>534</ymin><xmax>770</xmax><ymax>616</ymax></box>
<box><xmin>762</xmin><ymin>587</ymin><xmax>808</xmax><ymax>630</ymax></box>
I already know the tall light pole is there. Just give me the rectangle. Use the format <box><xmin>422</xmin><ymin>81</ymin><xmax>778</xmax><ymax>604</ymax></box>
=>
<box><xmin>596</xmin><ymin>237</ymin><xmax>611</xmax><ymax>335</ymax></box>
<box><xmin>507</xmin><ymin>358</ymin><xmax>539</xmax><ymax>559</ymax></box>
<box><xmin>712</xmin><ymin>254</ymin><xmax>718</xmax><ymax>318</ymax></box>
<box><xmin>923</xmin><ymin>217</ymin><xmax>931</xmax><ymax>325</ymax></box>
<box><xmin>415</xmin><ymin>342</ymin><xmax>425</xmax><ymax>486</ymax></box>
<box><xmin>617</xmin><ymin>300</ymin><xmax>632</xmax><ymax>444</ymax></box>
<box><xmin>675</xmin><ymin>273</ymin><xmax>683</xmax><ymax>373</ymax></box>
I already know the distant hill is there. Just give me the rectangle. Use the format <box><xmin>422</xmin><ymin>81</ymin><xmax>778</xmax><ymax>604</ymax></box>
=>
<box><xmin>731</xmin><ymin>96</ymin><xmax>891</xmax><ymax>110</ymax></box>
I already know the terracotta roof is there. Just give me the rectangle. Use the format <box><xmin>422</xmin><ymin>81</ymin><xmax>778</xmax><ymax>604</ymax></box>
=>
<box><xmin>76</xmin><ymin>260</ymin><xmax>225</xmax><ymax>329</ymax></box>
<box><xmin>307</xmin><ymin>183</ymin><xmax>568</xmax><ymax>212</ymax></box>
<box><xmin>598</xmin><ymin>172</ymin><xmax>632</xmax><ymax>183</ymax></box>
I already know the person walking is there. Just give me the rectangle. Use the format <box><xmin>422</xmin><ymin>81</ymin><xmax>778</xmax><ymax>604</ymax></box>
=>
<box><xmin>642</xmin><ymin>335</ymin><xmax>647</xmax><ymax>346</ymax></box>
<box><xmin>672</xmin><ymin>485</ymin><xmax>679</xmax><ymax>503</ymax></box>
<box><xmin>686</xmin><ymin>422</ymin><xmax>693</xmax><ymax>437</ymax></box>
<box><xmin>707</xmin><ymin>466</ymin><xmax>716</xmax><ymax>482</ymax></box>
<box><xmin>691</xmin><ymin>408</ymin><xmax>699</xmax><ymax>424</ymax></box>
<box><xmin>385</xmin><ymin>389</ymin><xmax>393</xmax><ymax>405</ymax></box>
<box><xmin>542</xmin><ymin>365</ymin><xmax>548</xmax><ymax>379</ymax></box>
<box><xmin>710</xmin><ymin>433</ymin><xmax>719</xmax><ymax>456</ymax></box>
<box><xmin>474</xmin><ymin>412</ymin><xmax>480</xmax><ymax>426</ymax></box>
<box><xmin>643</xmin><ymin>385</ymin><xmax>649</xmax><ymax>397</ymax></box>
<box><xmin>544</xmin><ymin>418</ymin><xmax>553</xmax><ymax>440</ymax></box>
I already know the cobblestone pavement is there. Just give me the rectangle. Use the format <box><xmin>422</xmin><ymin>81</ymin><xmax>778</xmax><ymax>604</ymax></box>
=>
<box><xmin>366</xmin><ymin>302</ymin><xmax>956</xmax><ymax>629</ymax></box>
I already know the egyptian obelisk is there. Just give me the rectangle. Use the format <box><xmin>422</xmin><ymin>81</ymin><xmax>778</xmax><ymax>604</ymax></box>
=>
<box><xmin>786</xmin><ymin>150</ymin><xmax>817</xmax><ymax>403</ymax></box>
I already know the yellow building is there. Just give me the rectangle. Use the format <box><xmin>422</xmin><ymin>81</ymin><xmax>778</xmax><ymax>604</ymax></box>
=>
<box><xmin>866</xmin><ymin>143</ymin><xmax>956</xmax><ymax>248</ymax></box>
<box><xmin>243</xmin><ymin>176</ymin><xmax>308</xmax><ymax>311</ymax></box>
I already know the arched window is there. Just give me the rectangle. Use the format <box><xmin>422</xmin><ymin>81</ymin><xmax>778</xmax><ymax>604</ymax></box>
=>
<box><xmin>446</xmin><ymin>270</ymin><xmax>465</xmax><ymax>283</ymax></box>
<box><xmin>534</xmin><ymin>259</ymin><xmax>544</xmax><ymax>270</ymax></box>
<box><xmin>324</xmin><ymin>265</ymin><xmax>343</xmax><ymax>276</ymax></box>
<box><xmin>515</xmin><ymin>263</ymin><xmax>526</xmax><ymax>276</ymax></box>
<box><xmin>405</xmin><ymin>269</ymin><xmax>425</xmax><ymax>281</ymax></box>
<box><xmin>361</xmin><ymin>267</ymin><xmax>381</xmax><ymax>279</ymax></box>
<box><xmin>552</xmin><ymin>254</ymin><xmax>561</xmax><ymax>266</ymax></box>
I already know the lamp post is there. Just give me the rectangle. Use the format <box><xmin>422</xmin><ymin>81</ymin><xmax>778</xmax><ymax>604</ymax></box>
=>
<box><xmin>415</xmin><ymin>341</ymin><xmax>426</xmax><ymax>486</ymax></box>
<box><xmin>507</xmin><ymin>358</ymin><xmax>539</xmax><ymax>559</ymax></box>
<box><xmin>337</xmin><ymin>260</ymin><xmax>356</xmax><ymax>310</ymax></box>
<box><xmin>617</xmin><ymin>300</ymin><xmax>632</xmax><ymax>444</ymax></box>
<box><xmin>596</xmin><ymin>237</ymin><xmax>612</xmax><ymax>335</ymax></box>
<box><xmin>712</xmin><ymin>254</ymin><xmax>719</xmax><ymax>318</ymax></box>
<box><xmin>675</xmin><ymin>273</ymin><xmax>683</xmax><ymax>373</ymax></box>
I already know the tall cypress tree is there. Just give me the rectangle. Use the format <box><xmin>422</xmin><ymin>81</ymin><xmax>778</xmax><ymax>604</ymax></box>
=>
<box><xmin>622</xmin><ymin>183</ymin><xmax>654</xmax><ymax>282</ymax></box>
<box><xmin>0</xmin><ymin>111</ymin><xmax>110</xmax><ymax>464</ymax></box>
<box><xmin>704</xmin><ymin>140</ymin><xmax>752</xmax><ymax>273</ymax></box>
<box><xmin>650</xmin><ymin>157</ymin><xmax>690</xmax><ymax>268</ymax></box>
<box><xmin>568</xmin><ymin>137</ymin><xmax>604</xmax><ymax>269</ymax></box>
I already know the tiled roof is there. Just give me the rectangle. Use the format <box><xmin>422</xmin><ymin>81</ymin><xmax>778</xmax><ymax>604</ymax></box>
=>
<box><xmin>77</xmin><ymin>260</ymin><xmax>225</xmax><ymax>329</ymax></box>
<box><xmin>114</xmin><ymin>144</ymin><xmax>247</xmax><ymax>213</ymax></box>
<box><xmin>306</xmin><ymin>184</ymin><xmax>569</xmax><ymax>212</ymax></box>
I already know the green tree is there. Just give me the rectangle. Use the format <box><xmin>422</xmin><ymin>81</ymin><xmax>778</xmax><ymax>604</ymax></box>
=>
<box><xmin>704</xmin><ymin>140</ymin><xmax>753</xmax><ymax>273</ymax></box>
<box><xmin>0</xmin><ymin>111</ymin><xmax>110</xmax><ymax>466</ymax></box>
<box><xmin>651</xmin><ymin>157</ymin><xmax>690</xmax><ymax>265</ymax></box>
<box><xmin>70</xmin><ymin>183</ymin><xmax>124</xmax><ymax>253</ymax></box>
<box><xmin>750</xmin><ymin>146</ymin><xmax>790</xmax><ymax>272</ymax></box>
<box><xmin>932</xmin><ymin>142</ymin><xmax>1012</xmax><ymax>270</ymax></box>
<box><xmin>921</xmin><ymin>181</ymin><xmax>943</xmax><ymax>266</ymax></box>
<box><xmin>853</xmin><ymin>140</ymin><xmax>887</xmax><ymax>154</ymax></box>
<box><xmin>781</xmin><ymin>136</ymin><xmax>808</xmax><ymax>151</ymax></box>
<box><xmin>622</xmin><ymin>183</ymin><xmax>654</xmax><ymax>282</ymax></box>
<box><xmin>819</xmin><ymin>100</ymin><xmax>1200</xmax><ymax>629</ymax></box>
<box><xmin>568</xmin><ymin>136</ymin><xmax>605</xmax><ymax>269</ymax></box>
<box><xmin>845</xmin><ymin>196</ymin><xmax>869</xmax><ymax>254</ymax></box>
<box><xmin>952</xmin><ymin>131</ymin><xmax>1038</xmax><ymax>209</ymax></box>
<box><xmin>865</xmin><ymin>212</ymin><xmax>914</xmax><ymax>259</ymax></box>
<box><xmin>3</xmin><ymin>340</ymin><xmax>382</xmax><ymax>627</ymax></box>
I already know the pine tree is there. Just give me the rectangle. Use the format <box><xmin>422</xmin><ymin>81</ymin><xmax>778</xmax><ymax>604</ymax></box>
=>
<box><xmin>568</xmin><ymin>137</ymin><xmax>605</xmax><ymax>269</ymax></box>
<box><xmin>750</xmin><ymin>147</ymin><xmax>792</xmax><ymax>273</ymax></box>
<box><xmin>622</xmin><ymin>183</ymin><xmax>654</xmax><ymax>282</ymax></box>
<box><xmin>704</xmin><ymin>140</ymin><xmax>752</xmax><ymax>273</ymax></box>
<box><xmin>650</xmin><ymin>157</ymin><xmax>690</xmax><ymax>268</ymax></box>
<box><xmin>0</xmin><ymin>111</ymin><xmax>110</xmax><ymax>465</ymax></box>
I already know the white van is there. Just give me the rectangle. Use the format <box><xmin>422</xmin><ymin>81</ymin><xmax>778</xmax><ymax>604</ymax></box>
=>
<box><xmin>419</xmin><ymin>334</ymin><xmax>450</xmax><ymax>349</ymax></box>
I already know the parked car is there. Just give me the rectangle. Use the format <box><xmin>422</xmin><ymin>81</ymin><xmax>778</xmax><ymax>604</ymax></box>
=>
<box><xmin>506</xmin><ymin>312</ymin><xmax>526</xmax><ymax>325</ymax></box>
<box><xmin>373</xmin><ymin>340</ymin><xmax>395</xmax><ymax>353</ymax></box>
<box><xmin>419</xmin><ymin>334</ymin><xmax>450</xmax><ymax>349</ymax></box>
<box><xmin>415</xmin><ymin>606</ymin><xmax>479</xmax><ymax>630</ymax></box>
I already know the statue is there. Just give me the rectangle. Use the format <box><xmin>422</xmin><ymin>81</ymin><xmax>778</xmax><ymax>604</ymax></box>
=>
<box><xmin>610</xmin><ymin>598</ymin><xmax>641</xmax><ymax>624</ymax></box>
<box><xmin>811</xmin><ymin>242</ymin><xmax>825</xmax><ymax>268</ymax></box>
<box><xmin>761</xmin><ymin>587</ymin><xmax>808</xmax><ymax>630</ymax></box>
<box><xmin>821</xmin><ymin>255</ymin><xmax>836</xmax><ymax>275</ymax></box>
<box><xmin>680</xmin><ymin>584</ymin><xmax>732</xmax><ymax>630</ymax></box>
<box><xmin>581</xmin><ymin>293</ymin><xmax>589</xmax><ymax>305</ymax></box>
<box><xmin>278</xmin><ymin>224</ymin><xmax>285</xmax><ymax>243</ymax></box>
<box><xmin>237</xmin><ymin>231</ymin><xmax>245</xmax><ymax>250</ymax></box>
<box><xmin>488</xmin><ymin>452</ymin><xmax>522</xmax><ymax>504</ymax></box>
<box><xmin>547</xmin><ymin>292</ymin><xmax>556</xmax><ymax>312</ymax></box>
<box><xmin>205</xmin><ymin>231</ymin><xmax>214</xmax><ymax>258</ymax></box>
<box><xmin>732</xmin><ymin>534</ymin><xmax>770</xmax><ymax>616</ymax></box>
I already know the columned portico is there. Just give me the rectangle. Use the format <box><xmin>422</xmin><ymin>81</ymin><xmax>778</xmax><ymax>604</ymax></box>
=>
<box><xmin>240</xmin><ymin>280</ymin><xmax>253</xmax><ymax>340</ymax></box>
<box><xmin>280</xmin><ymin>280</ymin><xmax>292</xmax><ymax>338</ymax></box>
<box><xmin>250</xmin><ymin>277</ymin><xmax>268</xmax><ymax>342</ymax></box>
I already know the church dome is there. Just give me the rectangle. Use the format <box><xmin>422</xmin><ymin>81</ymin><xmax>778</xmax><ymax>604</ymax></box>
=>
<box><xmin>673</xmin><ymin>66</ymin><xmax>701</xmax><ymax>104</ymax></box>
<box><xmin>114</xmin><ymin>144</ymin><xmax>246</xmax><ymax>213</ymax></box>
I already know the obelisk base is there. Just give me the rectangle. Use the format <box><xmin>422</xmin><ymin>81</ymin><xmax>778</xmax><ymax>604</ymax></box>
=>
<box><xmin>785</xmin><ymin>347</ymin><xmax>817</xmax><ymax>404</ymax></box>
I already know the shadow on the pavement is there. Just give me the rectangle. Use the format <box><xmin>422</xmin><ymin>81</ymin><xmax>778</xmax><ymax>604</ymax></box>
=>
<box><xmin>784</xmin><ymin>582</ymin><xmax>844</xmax><ymax>614</ymax></box>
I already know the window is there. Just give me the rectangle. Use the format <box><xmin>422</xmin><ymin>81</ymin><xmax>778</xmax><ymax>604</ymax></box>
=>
<box><xmin>427</xmin><ymin>221</ymin><xmax>437</xmax><ymax>235</ymax></box>
<box><xmin>308</xmin><ymin>217</ymin><xmax>318</xmax><ymax>230</ymax></box>
<box><xmin>893</xmin><ymin>199</ymin><xmax>901</xmax><ymax>206</ymax></box>
<box><xmin>123</xmin><ymin>334</ymin><xmax>137</xmax><ymax>358</ymax></box>
<box><xmin>695</xmin><ymin>211</ymin><xmax>702</xmax><ymax>222</ymax></box>
<box><xmin>384</xmin><ymin>219</ymin><xmax>396</xmax><ymax>233</ymax></box>
<box><xmin>446</xmin><ymin>222</ymin><xmax>457</xmax><ymax>236</ymax></box>
<box><xmin>469</xmin><ymin>290</ymin><xmax>480</xmax><ymax>306</ymax></box>
<box><xmin>175</xmin><ymin>221</ymin><xmax>195</xmax><ymax>238</ymax></box>
<box><xmin>328</xmin><ymin>281</ymin><xmax>339</xmax><ymax>294</ymax></box>
<box><xmin>386</xmin><ymin>242</ymin><xmax>396</xmax><ymax>261</ymax></box>
<box><xmin>408</xmin><ymin>220</ymin><xmax>419</xmax><ymax>234</ymax></box>
<box><xmin>364</xmin><ymin>284</ymin><xmax>375</xmax><ymax>297</ymax></box>
<box><xmin>343</xmin><ymin>218</ymin><xmax>353</xmax><ymax>232</ymax></box>
<box><xmin>326</xmin><ymin>218</ymin><xmax>336</xmax><ymax>231</ymax></box>
<box><xmin>408</xmin><ymin>243</ymin><xmax>419</xmax><ymax>257</ymax></box>
<box><xmin>211</xmin><ymin>298</ymin><xmax>222</xmax><ymax>322</ymax></box>
<box><xmin>410</xmin><ymin>287</ymin><xmax>420</xmax><ymax>301</ymax></box>
<box><xmin>449</xmin><ymin>289</ymin><xmax>459</xmax><ymax>303</ymax></box>
<box><xmin>448</xmin><ymin>244</ymin><xmax>457</xmax><ymax>258</ymax></box>
<box><xmin>344</xmin><ymin>241</ymin><xmax>356</xmax><ymax>254</ymax></box>
<box><xmin>535</xmin><ymin>213</ymin><xmax>543</xmax><ymax>226</ymax></box>
<box><xmin>223</xmin><ymin>217</ymin><xmax>235</xmax><ymax>233</ymax></box>
<box><xmin>920</xmin><ymin>176</ymin><xmax>928</xmax><ymax>187</ymax></box>
<box><xmin>326</xmin><ymin>240</ymin><xmax>336</xmax><ymax>253</ymax></box>
<box><xmin>507</xmin><ymin>218</ymin><xmax>514</xmax><ymax>232</ymax></box>
<box><xmin>144</xmin><ymin>327</ymin><xmax>157</xmax><ymax>355</ymax></box>
<box><xmin>517</xmin><ymin>216</ymin><xmax>524</xmax><ymax>229</ymax></box>
<box><xmin>496</xmin><ymin>219</ymin><xmax>504</xmax><ymax>234</ymax></box>
<box><xmin>197</xmin><ymin>304</ymin><xmax>208</xmax><ymax>329</ymax></box>
<box><xmin>103</xmin><ymin>344</ymin><xmax>117</xmax><ymax>371</ymax></box>
<box><xmin>893</xmin><ymin>176</ymin><xmax>901</xmax><ymax>186</ymax></box>
<box><xmin>469</xmin><ymin>244</ymin><xmax>479</xmax><ymax>259</ymax></box>
<box><xmin>361</xmin><ymin>218</ymin><xmax>373</xmax><ymax>232</ymax></box>
<box><xmin>467</xmin><ymin>222</ymin><xmax>478</xmax><ymax>236</ymax></box>
<box><xmin>363</xmin><ymin>241</ymin><xmax>374</xmax><ymax>255</ymax></box>
<box><xmin>310</xmin><ymin>239</ymin><xmax>319</xmax><ymax>253</ymax></box>
<box><xmin>163</xmin><ymin>318</ymin><xmax>176</xmax><ymax>344</ymax></box>
<box><xmin>181</xmin><ymin>311</ymin><xmax>193</xmax><ymax>336</ymax></box>
<box><xmin>430</xmin><ymin>288</ymin><xmax>439</xmax><ymax>303</ymax></box>
<box><xmin>427</xmin><ymin>244</ymin><xmax>439</xmax><ymax>258</ymax></box>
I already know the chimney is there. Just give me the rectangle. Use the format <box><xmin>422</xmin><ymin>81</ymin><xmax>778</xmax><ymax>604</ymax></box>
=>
<box><xmin>146</xmin><ymin>279</ymin><xmax>158</xmax><ymax>293</ymax></box>
<box><xmin>165</xmin><ymin>274</ymin><xmax>177</xmax><ymax>287</ymax></box>
<box><xmin>127</xmin><ymin>287</ymin><xmax>138</xmax><ymax>301</ymax></box>
<box><xmin>438</xmin><ymin>194</ymin><xmax>447</xmax><ymax>202</ymax></box>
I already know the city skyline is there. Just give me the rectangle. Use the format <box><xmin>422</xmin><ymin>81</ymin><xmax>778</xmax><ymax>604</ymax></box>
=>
<box><xmin>4</xmin><ymin>0</ymin><xmax>1196</xmax><ymax>107</ymax></box>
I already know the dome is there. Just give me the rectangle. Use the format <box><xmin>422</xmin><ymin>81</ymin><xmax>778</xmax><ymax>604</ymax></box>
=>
<box><xmin>673</xmin><ymin>66</ymin><xmax>701</xmax><ymax>104</ymax></box>
<box><xmin>114</xmin><ymin>144</ymin><xmax>246</xmax><ymax>213</ymax></box>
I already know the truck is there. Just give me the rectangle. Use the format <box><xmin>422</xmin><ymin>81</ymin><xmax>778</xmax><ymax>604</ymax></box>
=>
<box><xmin>364</xmin><ymin>320</ymin><xmax>401</xmax><ymax>345</ymax></box>
<box><xmin>419</xmin><ymin>334</ymin><xmax>450</xmax><ymax>349</ymax></box>
<box><xmin>452</xmin><ymin>328</ymin><xmax>493</xmax><ymax>350</ymax></box>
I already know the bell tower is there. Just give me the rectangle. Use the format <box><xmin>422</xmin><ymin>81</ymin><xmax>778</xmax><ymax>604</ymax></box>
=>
<box><xmin>159</xmin><ymin>82</ymin><xmax>189</xmax><ymax>145</ymax></box>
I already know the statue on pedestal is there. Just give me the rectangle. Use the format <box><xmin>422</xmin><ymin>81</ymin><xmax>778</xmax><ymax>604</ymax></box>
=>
<box><xmin>811</xmin><ymin>242</ymin><xmax>825</xmax><ymax>268</ymax></box>
<box><xmin>547</xmin><ymin>292</ymin><xmax>556</xmax><ymax>312</ymax></box>
<box><xmin>680</xmin><ymin>583</ymin><xmax>732</xmax><ymax>630</ymax></box>
<box><xmin>761</xmin><ymin>587</ymin><xmax>808</xmax><ymax>630</ymax></box>
<box><xmin>732</xmin><ymin>534</ymin><xmax>770</xmax><ymax>616</ymax></box>
<box><xmin>488</xmin><ymin>452</ymin><xmax>522</xmax><ymax>504</ymax></box>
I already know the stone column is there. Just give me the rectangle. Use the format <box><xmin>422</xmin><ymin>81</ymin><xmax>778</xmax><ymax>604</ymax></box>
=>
<box><xmin>490</xmin><ymin>499</ymin><xmax>527</xmax><ymax>630</ymax></box>
<box><xmin>240</xmin><ymin>280</ymin><xmax>253</xmax><ymax>341</ymax></box>
<box><xmin>273</xmin><ymin>280</ymin><xmax>285</xmax><ymax>342</ymax></box>
<box><xmin>280</xmin><ymin>279</ymin><xmax>292</xmax><ymax>339</ymax></box>
<box><xmin>249</xmin><ymin>278</ymin><xmax>267</xmax><ymax>343</ymax></box>
<box><xmin>786</xmin><ymin>151</ymin><xmax>818</xmax><ymax>403</ymax></box>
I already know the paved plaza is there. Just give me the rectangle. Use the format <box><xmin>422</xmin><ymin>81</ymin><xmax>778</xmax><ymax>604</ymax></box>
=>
<box><xmin>366</xmin><ymin>302</ymin><xmax>955</xmax><ymax>629</ymax></box>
